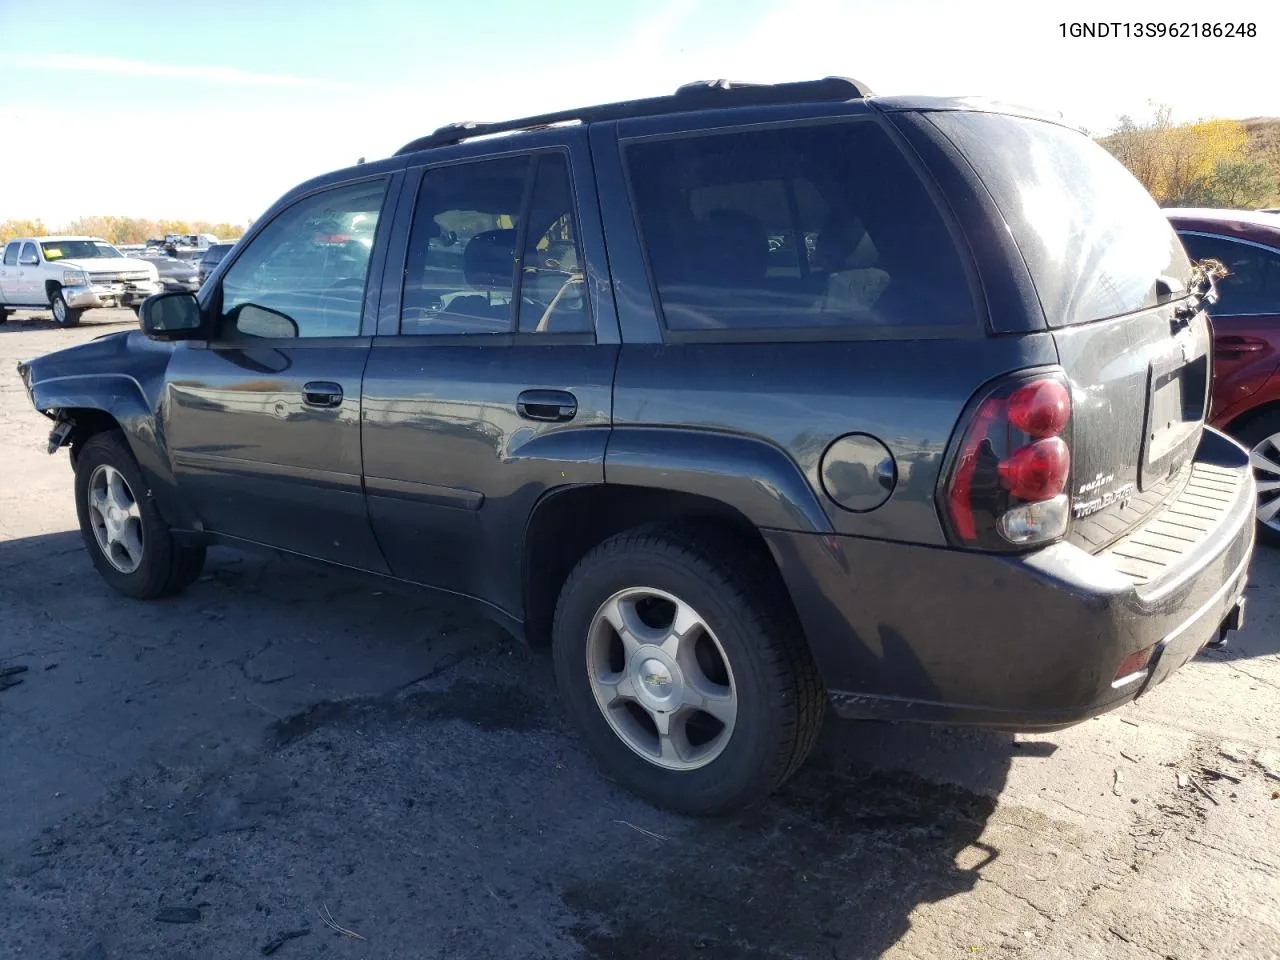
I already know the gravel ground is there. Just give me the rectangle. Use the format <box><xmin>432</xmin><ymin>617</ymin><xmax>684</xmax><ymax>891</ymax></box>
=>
<box><xmin>2</xmin><ymin>309</ymin><xmax>1279</xmax><ymax>960</ymax></box>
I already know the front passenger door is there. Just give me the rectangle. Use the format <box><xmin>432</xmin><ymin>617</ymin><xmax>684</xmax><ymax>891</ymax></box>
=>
<box><xmin>163</xmin><ymin>175</ymin><xmax>397</xmax><ymax>571</ymax></box>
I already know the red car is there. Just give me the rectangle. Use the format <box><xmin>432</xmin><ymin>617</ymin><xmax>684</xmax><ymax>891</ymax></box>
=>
<box><xmin>1166</xmin><ymin>208</ymin><xmax>1280</xmax><ymax>544</ymax></box>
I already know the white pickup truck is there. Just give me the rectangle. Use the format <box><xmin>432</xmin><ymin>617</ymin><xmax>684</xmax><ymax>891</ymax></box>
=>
<box><xmin>0</xmin><ymin>236</ymin><xmax>161</xmax><ymax>327</ymax></box>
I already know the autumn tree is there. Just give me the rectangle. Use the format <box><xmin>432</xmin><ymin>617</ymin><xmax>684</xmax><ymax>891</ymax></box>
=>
<box><xmin>0</xmin><ymin>219</ymin><xmax>49</xmax><ymax>242</ymax></box>
<box><xmin>1</xmin><ymin>217</ymin><xmax>246</xmax><ymax>245</ymax></box>
<box><xmin>1101</xmin><ymin>105</ymin><xmax>1280</xmax><ymax>208</ymax></box>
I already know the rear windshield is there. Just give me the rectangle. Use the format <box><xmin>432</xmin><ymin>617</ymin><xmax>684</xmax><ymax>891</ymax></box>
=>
<box><xmin>625</xmin><ymin>120</ymin><xmax>977</xmax><ymax>334</ymax></box>
<box><xmin>929</xmin><ymin>112</ymin><xmax>1191</xmax><ymax>327</ymax></box>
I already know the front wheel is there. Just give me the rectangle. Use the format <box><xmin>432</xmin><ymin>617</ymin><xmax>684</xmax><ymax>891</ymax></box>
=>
<box><xmin>50</xmin><ymin>288</ymin><xmax>82</xmax><ymax>327</ymax></box>
<box><xmin>552</xmin><ymin>524</ymin><xmax>824</xmax><ymax>814</ymax></box>
<box><xmin>74</xmin><ymin>430</ymin><xmax>206</xmax><ymax>598</ymax></box>
<box><xmin>1237</xmin><ymin>410</ymin><xmax>1280</xmax><ymax>547</ymax></box>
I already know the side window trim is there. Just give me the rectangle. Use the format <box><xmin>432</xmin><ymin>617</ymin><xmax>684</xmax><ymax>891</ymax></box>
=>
<box><xmin>618</xmin><ymin>113</ymin><xmax>986</xmax><ymax>342</ymax></box>
<box><xmin>209</xmin><ymin>173</ymin><xmax>394</xmax><ymax>341</ymax></box>
<box><xmin>1178</xmin><ymin>230</ymin><xmax>1280</xmax><ymax>259</ymax></box>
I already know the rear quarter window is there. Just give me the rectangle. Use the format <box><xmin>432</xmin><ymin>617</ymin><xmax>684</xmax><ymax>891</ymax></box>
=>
<box><xmin>625</xmin><ymin>120</ymin><xmax>978</xmax><ymax>336</ymax></box>
<box><xmin>929</xmin><ymin>112</ymin><xmax>1191</xmax><ymax>328</ymax></box>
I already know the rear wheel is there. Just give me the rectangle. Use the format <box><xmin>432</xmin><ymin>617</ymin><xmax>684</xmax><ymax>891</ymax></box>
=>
<box><xmin>552</xmin><ymin>523</ymin><xmax>824</xmax><ymax>814</ymax></box>
<box><xmin>1237</xmin><ymin>410</ymin><xmax>1280</xmax><ymax>547</ymax></box>
<box><xmin>50</xmin><ymin>288</ymin><xmax>82</xmax><ymax>327</ymax></box>
<box><xmin>74</xmin><ymin>430</ymin><xmax>206</xmax><ymax>598</ymax></box>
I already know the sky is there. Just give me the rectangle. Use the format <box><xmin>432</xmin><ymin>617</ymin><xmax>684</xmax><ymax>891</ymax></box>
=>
<box><xmin>0</xmin><ymin>0</ymin><xmax>1275</xmax><ymax>227</ymax></box>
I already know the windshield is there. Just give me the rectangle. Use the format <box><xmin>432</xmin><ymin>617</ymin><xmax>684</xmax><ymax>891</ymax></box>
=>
<box><xmin>929</xmin><ymin>112</ymin><xmax>1192</xmax><ymax>327</ymax></box>
<box><xmin>41</xmin><ymin>240</ymin><xmax>123</xmax><ymax>261</ymax></box>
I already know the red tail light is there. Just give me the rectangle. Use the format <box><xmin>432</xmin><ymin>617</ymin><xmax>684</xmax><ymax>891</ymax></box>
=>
<box><xmin>998</xmin><ymin>438</ymin><xmax>1070</xmax><ymax>500</ymax></box>
<box><xmin>941</xmin><ymin>372</ymin><xmax>1073</xmax><ymax>550</ymax></box>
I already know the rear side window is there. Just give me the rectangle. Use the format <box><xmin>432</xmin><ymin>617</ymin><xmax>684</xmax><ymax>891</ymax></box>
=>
<box><xmin>1177</xmin><ymin>233</ymin><xmax>1280</xmax><ymax>316</ymax></box>
<box><xmin>401</xmin><ymin>155</ymin><xmax>529</xmax><ymax>335</ymax></box>
<box><xmin>400</xmin><ymin>151</ymin><xmax>591</xmax><ymax>336</ymax></box>
<box><xmin>625</xmin><ymin>121</ymin><xmax>976</xmax><ymax>334</ymax></box>
<box><xmin>930</xmin><ymin>112</ymin><xmax>1192</xmax><ymax>328</ymax></box>
<box><xmin>2</xmin><ymin>243</ymin><xmax>17</xmax><ymax>266</ymax></box>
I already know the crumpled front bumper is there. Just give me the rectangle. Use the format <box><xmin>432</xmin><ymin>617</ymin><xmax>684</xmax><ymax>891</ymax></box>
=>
<box><xmin>63</xmin><ymin>280</ymin><xmax>161</xmax><ymax>310</ymax></box>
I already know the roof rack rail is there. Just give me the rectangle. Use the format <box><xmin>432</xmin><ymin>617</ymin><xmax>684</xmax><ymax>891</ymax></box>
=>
<box><xmin>393</xmin><ymin>76</ymin><xmax>873</xmax><ymax>157</ymax></box>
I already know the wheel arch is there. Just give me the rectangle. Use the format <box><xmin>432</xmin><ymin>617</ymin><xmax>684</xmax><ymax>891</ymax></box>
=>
<box><xmin>30</xmin><ymin>375</ymin><xmax>194</xmax><ymax>531</ymax></box>
<box><xmin>1223</xmin><ymin>398</ymin><xmax>1280</xmax><ymax>439</ymax></box>
<box><xmin>520</xmin><ymin>483</ymin><xmax>803</xmax><ymax>649</ymax></box>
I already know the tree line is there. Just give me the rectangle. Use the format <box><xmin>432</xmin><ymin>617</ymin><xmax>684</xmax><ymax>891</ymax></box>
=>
<box><xmin>0</xmin><ymin>216</ymin><xmax>248</xmax><ymax>245</ymax></box>
<box><xmin>1099</xmin><ymin>106</ymin><xmax>1280</xmax><ymax>208</ymax></box>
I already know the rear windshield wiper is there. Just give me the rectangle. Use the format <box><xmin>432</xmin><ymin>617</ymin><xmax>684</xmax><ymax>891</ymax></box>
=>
<box><xmin>1171</xmin><ymin>258</ymin><xmax>1227</xmax><ymax>331</ymax></box>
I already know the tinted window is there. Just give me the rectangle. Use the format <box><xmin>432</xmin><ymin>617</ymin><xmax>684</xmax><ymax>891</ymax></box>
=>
<box><xmin>20</xmin><ymin>243</ymin><xmax>38</xmax><ymax>265</ymax></box>
<box><xmin>401</xmin><ymin>156</ymin><xmax>529</xmax><ymax>334</ymax></box>
<box><xmin>626</xmin><ymin>121</ymin><xmax>975</xmax><ymax>333</ymax></box>
<box><xmin>2</xmin><ymin>243</ymin><xmax>17</xmax><ymax>266</ymax></box>
<box><xmin>219</xmin><ymin>179</ymin><xmax>387</xmax><ymax>339</ymax></box>
<box><xmin>1179</xmin><ymin>233</ymin><xmax>1280</xmax><ymax>315</ymax></box>
<box><xmin>931</xmin><ymin>112</ymin><xmax>1192</xmax><ymax>327</ymax></box>
<box><xmin>517</xmin><ymin>154</ymin><xmax>590</xmax><ymax>333</ymax></box>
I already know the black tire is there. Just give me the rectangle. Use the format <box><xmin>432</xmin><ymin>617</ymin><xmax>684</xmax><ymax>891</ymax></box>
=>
<box><xmin>552</xmin><ymin>522</ymin><xmax>824</xmax><ymax>814</ymax></box>
<box><xmin>50</xmin><ymin>288</ymin><xmax>82</xmax><ymax>327</ymax></box>
<box><xmin>73</xmin><ymin>430</ymin><xmax>206</xmax><ymax>598</ymax></box>
<box><xmin>1234</xmin><ymin>409</ymin><xmax>1280</xmax><ymax>548</ymax></box>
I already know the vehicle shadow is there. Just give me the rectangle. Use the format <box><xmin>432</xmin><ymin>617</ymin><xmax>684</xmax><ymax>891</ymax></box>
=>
<box><xmin>1</xmin><ymin>529</ymin><xmax>1020</xmax><ymax>958</ymax></box>
<box><xmin>563</xmin><ymin>719</ymin><xmax>1016</xmax><ymax>959</ymax></box>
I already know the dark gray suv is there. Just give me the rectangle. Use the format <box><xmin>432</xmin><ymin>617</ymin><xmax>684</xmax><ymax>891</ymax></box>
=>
<box><xmin>17</xmin><ymin>78</ymin><xmax>1256</xmax><ymax>813</ymax></box>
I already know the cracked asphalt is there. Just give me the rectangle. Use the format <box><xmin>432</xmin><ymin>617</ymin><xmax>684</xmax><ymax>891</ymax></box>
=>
<box><xmin>2</xmin><ymin>310</ymin><xmax>1280</xmax><ymax>960</ymax></box>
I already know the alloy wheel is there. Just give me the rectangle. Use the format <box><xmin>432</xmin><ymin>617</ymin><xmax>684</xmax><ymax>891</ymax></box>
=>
<box><xmin>1253</xmin><ymin>432</ymin><xmax>1280</xmax><ymax>532</ymax></box>
<box><xmin>585</xmin><ymin>586</ymin><xmax>738</xmax><ymax>771</ymax></box>
<box><xmin>86</xmin><ymin>464</ymin><xmax>144</xmax><ymax>573</ymax></box>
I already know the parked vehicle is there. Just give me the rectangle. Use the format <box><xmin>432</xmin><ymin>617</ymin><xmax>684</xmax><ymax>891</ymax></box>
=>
<box><xmin>143</xmin><ymin>253</ymin><xmax>203</xmax><ymax>295</ymax></box>
<box><xmin>164</xmin><ymin>233</ymin><xmax>220</xmax><ymax>251</ymax></box>
<box><xmin>197</xmin><ymin>242</ymin><xmax>235</xmax><ymax>283</ymax></box>
<box><xmin>1167</xmin><ymin>208</ymin><xmax>1280</xmax><ymax>544</ymax></box>
<box><xmin>17</xmin><ymin>79</ymin><xmax>1255</xmax><ymax>813</ymax></box>
<box><xmin>0</xmin><ymin>236</ymin><xmax>161</xmax><ymax>326</ymax></box>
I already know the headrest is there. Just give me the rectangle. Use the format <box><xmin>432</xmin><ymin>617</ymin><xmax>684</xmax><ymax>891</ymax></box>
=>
<box><xmin>463</xmin><ymin>229</ymin><xmax>517</xmax><ymax>290</ymax></box>
<box><xmin>694</xmin><ymin>209</ymin><xmax>769</xmax><ymax>286</ymax></box>
<box><xmin>815</xmin><ymin>215</ymin><xmax>878</xmax><ymax>271</ymax></box>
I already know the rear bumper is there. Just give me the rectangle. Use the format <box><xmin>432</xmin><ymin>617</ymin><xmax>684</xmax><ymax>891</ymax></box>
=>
<box><xmin>766</xmin><ymin>427</ymin><xmax>1256</xmax><ymax>731</ymax></box>
<box><xmin>63</xmin><ymin>280</ymin><xmax>160</xmax><ymax>310</ymax></box>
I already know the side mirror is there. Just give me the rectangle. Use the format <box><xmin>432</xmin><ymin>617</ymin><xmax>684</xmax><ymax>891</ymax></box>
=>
<box><xmin>139</xmin><ymin>292</ymin><xmax>205</xmax><ymax>340</ymax></box>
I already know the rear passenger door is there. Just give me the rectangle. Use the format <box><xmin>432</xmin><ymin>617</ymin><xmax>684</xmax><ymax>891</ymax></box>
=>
<box><xmin>361</xmin><ymin>130</ymin><xmax>618</xmax><ymax>616</ymax></box>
